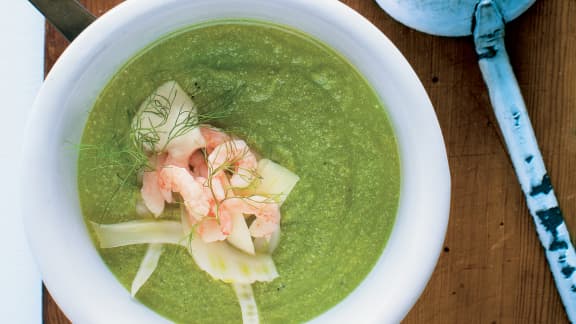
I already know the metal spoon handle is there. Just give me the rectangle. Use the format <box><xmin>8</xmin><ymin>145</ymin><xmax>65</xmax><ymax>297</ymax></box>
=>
<box><xmin>474</xmin><ymin>1</ymin><xmax>576</xmax><ymax>321</ymax></box>
<box><xmin>28</xmin><ymin>0</ymin><xmax>95</xmax><ymax>42</ymax></box>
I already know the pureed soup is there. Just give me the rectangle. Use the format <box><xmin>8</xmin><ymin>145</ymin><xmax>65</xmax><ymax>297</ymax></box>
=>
<box><xmin>78</xmin><ymin>20</ymin><xmax>400</xmax><ymax>323</ymax></box>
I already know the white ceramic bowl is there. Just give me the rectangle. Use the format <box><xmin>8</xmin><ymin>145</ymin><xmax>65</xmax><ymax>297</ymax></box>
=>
<box><xmin>22</xmin><ymin>0</ymin><xmax>450</xmax><ymax>323</ymax></box>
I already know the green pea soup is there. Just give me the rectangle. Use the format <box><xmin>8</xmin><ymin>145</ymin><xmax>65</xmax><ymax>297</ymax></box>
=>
<box><xmin>78</xmin><ymin>20</ymin><xmax>400</xmax><ymax>323</ymax></box>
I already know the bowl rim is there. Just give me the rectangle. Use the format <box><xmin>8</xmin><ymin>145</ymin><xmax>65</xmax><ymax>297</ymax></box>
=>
<box><xmin>21</xmin><ymin>0</ymin><xmax>450</xmax><ymax>323</ymax></box>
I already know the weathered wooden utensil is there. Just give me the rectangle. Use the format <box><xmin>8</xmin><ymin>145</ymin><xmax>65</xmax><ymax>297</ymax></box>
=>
<box><xmin>28</xmin><ymin>0</ymin><xmax>94</xmax><ymax>41</ymax></box>
<box><xmin>376</xmin><ymin>0</ymin><xmax>576</xmax><ymax>321</ymax></box>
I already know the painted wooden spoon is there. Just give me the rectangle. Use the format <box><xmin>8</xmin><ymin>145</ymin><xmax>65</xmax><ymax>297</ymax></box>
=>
<box><xmin>377</xmin><ymin>0</ymin><xmax>576</xmax><ymax>321</ymax></box>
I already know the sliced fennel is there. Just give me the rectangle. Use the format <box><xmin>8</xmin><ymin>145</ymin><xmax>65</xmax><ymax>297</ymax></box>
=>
<box><xmin>131</xmin><ymin>243</ymin><xmax>163</xmax><ymax>297</ymax></box>
<box><xmin>253</xmin><ymin>227</ymin><xmax>281</xmax><ymax>254</ymax></box>
<box><xmin>91</xmin><ymin>220</ymin><xmax>185</xmax><ymax>248</ymax></box>
<box><xmin>188</xmin><ymin>238</ymin><xmax>278</xmax><ymax>284</ymax></box>
<box><xmin>132</xmin><ymin>80</ymin><xmax>205</xmax><ymax>159</ymax></box>
<box><xmin>239</xmin><ymin>158</ymin><xmax>299</xmax><ymax>205</ymax></box>
<box><xmin>233</xmin><ymin>283</ymin><xmax>259</xmax><ymax>324</ymax></box>
<box><xmin>92</xmin><ymin>220</ymin><xmax>278</xmax><ymax>284</ymax></box>
<box><xmin>227</xmin><ymin>213</ymin><xmax>256</xmax><ymax>255</ymax></box>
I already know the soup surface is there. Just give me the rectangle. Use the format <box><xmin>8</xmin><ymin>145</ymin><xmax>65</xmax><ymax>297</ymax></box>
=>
<box><xmin>78</xmin><ymin>20</ymin><xmax>400</xmax><ymax>323</ymax></box>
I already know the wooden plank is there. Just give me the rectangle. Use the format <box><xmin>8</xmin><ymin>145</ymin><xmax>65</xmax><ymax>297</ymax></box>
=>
<box><xmin>42</xmin><ymin>0</ymin><xmax>576</xmax><ymax>323</ymax></box>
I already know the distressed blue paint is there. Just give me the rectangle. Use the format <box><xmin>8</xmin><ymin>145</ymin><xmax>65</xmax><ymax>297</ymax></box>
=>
<box><xmin>474</xmin><ymin>1</ymin><xmax>576</xmax><ymax>321</ymax></box>
<box><xmin>531</xmin><ymin>174</ymin><xmax>553</xmax><ymax>196</ymax></box>
<box><xmin>513</xmin><ymin>110</ymin><xmax>521</xmax><ymax>127</ymax></box>
<box><xmin>536</xmin><ymin>207</ymin><xmax>563</xmax><ymax>235</ymax></box>
<box><xmin>563</xmin><ymin>266</ymin><xmax>576</xmax><ymax>278</ymax></box>
<box><xmin>551</xmin><ymin>240</ymin><xmax>570</xmax><ymax>252</ymax></box>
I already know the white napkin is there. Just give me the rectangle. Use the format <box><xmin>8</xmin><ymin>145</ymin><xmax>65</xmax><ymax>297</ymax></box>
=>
<box><xmin>0</xmin><ymin>1</ymin><xmax>44</xmax><ymax>323</ymax></box>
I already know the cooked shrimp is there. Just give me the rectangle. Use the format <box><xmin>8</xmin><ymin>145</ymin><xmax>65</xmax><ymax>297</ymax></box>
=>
<box><xmin>164</xmin><ymin>125</ymin><xmax>206</xmax><ymax>168</ymax></box>
<box><xmin>200</xmin><ymin>126</ymin><xmax>231</xmax><ymax>154</ymax></box>
<box><xmin>196</xmin><ymin>217</ymin><xmax>227</xmax><ymax>243</ymax></box>
<box><xmin>208</xmin><ymin>140</ymin><xmax>258</xmax><ymax>188</ymax></box>
<box><xmin>199</xmin><ymin>173</ymin><xmax>233</xmax><ymax>238</ymax></box>
<box><xmin>247</xmin><ymin>196</ymin><xmax>280</xmax><ymax>222</ymax></box>
<box><xmin>245</xmin><ymin>196</ymin><xmax>280</xmax><ymax>238</ymax></box>
<box><xmin>165</xmin><ymin>152</ymin><xmax>192</xmax><ymax>169</ymax></box>
<box><xmin>219</xmin><ymin>197</ymin><xmax>250</xmax><ymax>216</ymax></box>
<box><xmin>220</xmin><ymin>196</ymin><xmax>280</xmax><ymax>238</ymax></box>
<box><xmin>189</xmin><ymin>150</ymin><xmax>209</xmax><ymax>178</ymax></box>
<box><xmin>158</xmin><ymin>165</ymin><xmax>210</xmax><ymax>222</ymax></box>
<box><xmin>249</xmin><ymin>217</ymin><xmax>280</xmax><ymax>239</ymax></box>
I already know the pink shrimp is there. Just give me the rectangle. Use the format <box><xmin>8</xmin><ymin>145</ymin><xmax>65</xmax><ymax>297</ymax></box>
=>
<box><xmin>164</xmin><ymin>153</ymin><xmax>191</xmax><ymax>169</ymax></box>
<box><xmin>245</xmin><ymin>196</ymin><xmax>281</xmax><ymax>238</ymax></box>
<box><xmin>193</xmin><ymin>204</ymin><xmax>232</xmax><ymax>243</ymax></box>
<box><xmin>249</xmin><ymin>217</ymin><xmax>280</xmax><ymax>239</ymax></box>
<box><xmin>199</xmin><ymin>173</ymin><xmax>233</xmax><ymax>237</ymax></box>
<box><xmin>208</xmin><ymin>139</ymin><xmax>258</xmax><ymax>188</ymax></box>
<box><xmin>164</xmin><ymin>126</ymin><xmax>206</xmax><ymax>169</ymax></box>
<box><xmin>200</xmin><ymin>126</ymin><xmax>231</xmax><ymax>154</ymax></box>
<box><xmin>196</xmin><ymin>217</ymin><xmax>227</xmax><ymax>243</ymax></box>
<box><xmin>220</xmin><ymin>196</ymin><xmax>280</xmax><ymax>238</ymax></box>
<box><xmin>158</xmin><ymin>165</ymin><xmax>210</xmax><ymax>222</ymax></box>
<box><xmin>189</xmin><ymin>150</ymin><xmax>209</xmax><ymax>178</ymax></box>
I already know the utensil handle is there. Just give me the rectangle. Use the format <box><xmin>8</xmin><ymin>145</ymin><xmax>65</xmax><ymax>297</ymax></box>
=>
<box><xmin>474</xmin><ymin>1</ymin><xmax>576</xmax><ymax>321</ymax></box>
<box><xmin>28</xmin><ymin>0</ymin><xmax>95</xmax><ymax>42</ymax></box>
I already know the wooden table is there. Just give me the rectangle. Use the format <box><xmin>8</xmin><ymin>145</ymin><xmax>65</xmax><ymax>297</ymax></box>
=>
<box><xmin>43</xmin><ymin>1</ymin><xmax>576</xmax><ymax>323</ymax></box>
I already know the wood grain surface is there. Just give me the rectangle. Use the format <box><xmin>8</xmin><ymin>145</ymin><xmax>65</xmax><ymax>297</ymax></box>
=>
<box><xmin>42</xmin><ymin>0</ymin><xmax>576</xmax><ymax>323</ymax></box>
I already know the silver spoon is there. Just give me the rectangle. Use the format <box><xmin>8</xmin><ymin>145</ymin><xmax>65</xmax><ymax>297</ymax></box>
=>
<box><xmin>377</xmin><ymin>0</ymin><xmax>576</xmax><ymax>321</ymax></box>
